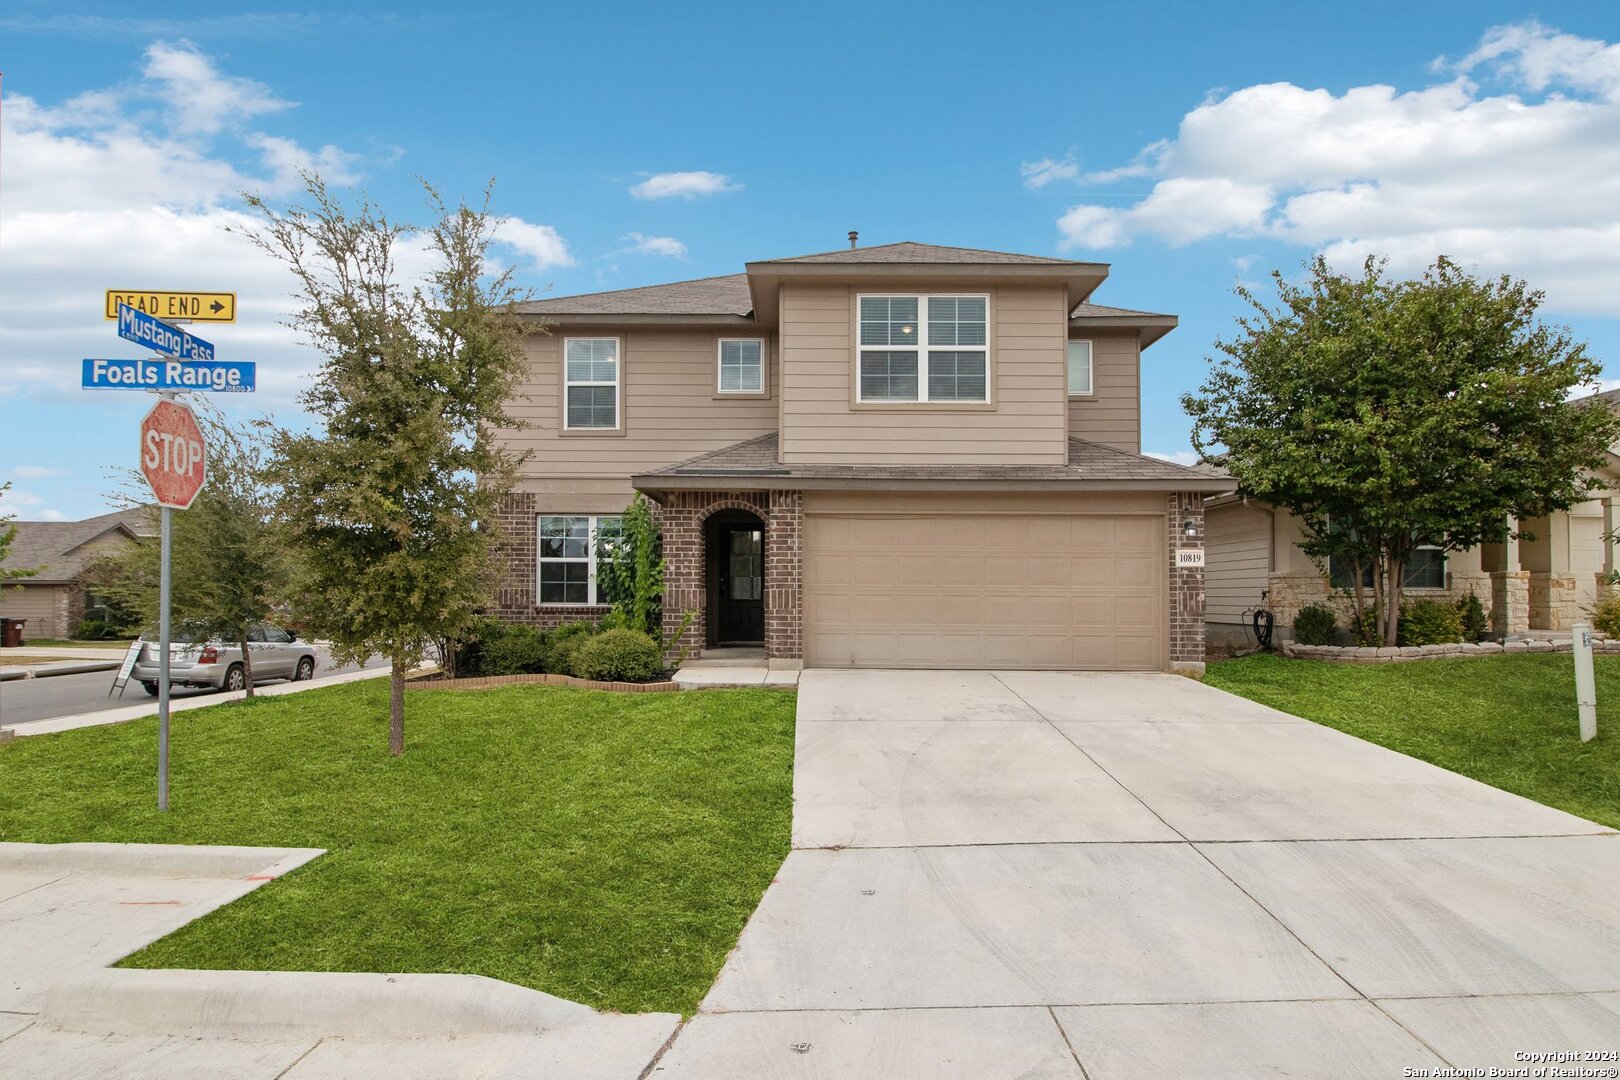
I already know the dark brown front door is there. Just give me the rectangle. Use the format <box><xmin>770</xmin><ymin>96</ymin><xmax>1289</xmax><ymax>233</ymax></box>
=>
<box><xmin>717</xmin><ymin>524</ymin><xmax>764</xmax><ymax>644</ymax></box>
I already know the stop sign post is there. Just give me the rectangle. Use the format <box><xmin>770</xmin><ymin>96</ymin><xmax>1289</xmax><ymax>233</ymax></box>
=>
<box><xmin>140</xmin><ymin>397</ymin><xmax>208</xmax><ymax>811</ymax></box>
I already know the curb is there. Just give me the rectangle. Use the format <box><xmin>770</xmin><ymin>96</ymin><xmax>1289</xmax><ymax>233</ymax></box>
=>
<box><xmin>41</xmin><ymin>969</ymin><xmax>645</xmax><ymax>1040</ymax></box>
<box><xmin>0</xmin><ymin>661</ymin><xmax>120</xmax><ymax>681</ymax></box>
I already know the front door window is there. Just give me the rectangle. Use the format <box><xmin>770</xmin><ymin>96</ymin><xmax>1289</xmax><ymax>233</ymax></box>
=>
<box><xmin>716</xmin><ymin>522</ymin><xmax>765</xmax><ymax>644</ymax></box>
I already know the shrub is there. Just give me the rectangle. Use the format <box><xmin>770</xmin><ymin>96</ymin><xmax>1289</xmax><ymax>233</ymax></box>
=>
<box><xmin>1398</xmin><ymin>597</ymin><xmax>1465</xmax><ymax>646</ymax></box>
<box><xmin>1457</xmin><ymin>591</ymin><xmax>1489</xmax><ymax>643</ymax></box>
<box><xmin>1590</xmin><ymin>593</ymin><xmax>1620</xmax><ymax>638</ymax></box>
<box><xmin>1352</xmin><ymin>607</ymin><xmax>1381</xmax><ymax>646</ymax></box>
<box><xmin>541</xmin><ymin>621</ymin><xmax>597</xmax><ymax>675</ymax></box>
<box><xmin>570</xmin><ymin>628</ymin><xmax>665</xmax><ymax>682</ymax></box>
<box><xmin>1290</xmin><ymin>603</ymin><xmax>1338</xmax><ymax>646</ymax></box>
<box><xmin>454</xmin><ymin>618</ymin><xmax>547</xmax><ymax>677</ymax></box>
<box><xmin>73</xmin><ymin>619</ymin><xmax>109</xmax><ymax>641</ymax></box>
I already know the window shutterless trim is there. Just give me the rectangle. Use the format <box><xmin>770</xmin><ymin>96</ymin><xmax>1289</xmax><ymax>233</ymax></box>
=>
<box><xmin>561</xmin><ymin>336</ymin><xmax>622</xmax><ymax>432</ymax></box>
<box><xmin>1067</xmin><ymin>339</ymin><xmax>1094</xmax><ymax>397</ymax></box>
<box><xmin>716</xmin><ymin>337</ymin><xmax>767</xmax><ymax>396</ymax></box>
<box><xmin>536</xmin><ymin>514</ymin><xmax>623</xmax><ymax>607</ymax></box>
<box><xmin>854</xmin><ymin>293</ymin><xmax>991</xmax><ymax>404</ymax></box>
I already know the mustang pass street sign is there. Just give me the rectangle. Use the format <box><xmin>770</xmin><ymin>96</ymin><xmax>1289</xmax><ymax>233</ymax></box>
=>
<box><xmin>105</xmin><ymin>290</ymin><xmax>236</xmax><ymax>323</ymax></box>
<box><xmin>140</xmin><ymin>399</ymin><xmax>208</xmax><ymax>510</ymax></box>
<box><xmin>117</xmin><ymin>303</ymin><xmax>215</xmax><ymax>362</ymax></box>
<box><xmin>83</xmin><ymin>358</ymin><xmax>256</xmax><ymax>393</ymax></box>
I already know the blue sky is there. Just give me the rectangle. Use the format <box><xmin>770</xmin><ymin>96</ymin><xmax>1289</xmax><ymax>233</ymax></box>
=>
<box><xmin>3</xmin><ymin>1</ymin><xmax>1618</xmax><ymax>519</ymax></box>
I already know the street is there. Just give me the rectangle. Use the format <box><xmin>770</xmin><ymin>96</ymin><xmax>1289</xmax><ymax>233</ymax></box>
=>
<box><xmin>0</xmin><ymin>646</ymin><xmax>370</xmax><ymax>727</ymax></box>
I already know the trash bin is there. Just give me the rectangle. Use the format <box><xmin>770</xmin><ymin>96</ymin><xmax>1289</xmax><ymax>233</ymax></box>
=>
<box><xmin>0</xmin><ymin>618</ymin><xmax>24</xmax><ymax>647</ymax></box>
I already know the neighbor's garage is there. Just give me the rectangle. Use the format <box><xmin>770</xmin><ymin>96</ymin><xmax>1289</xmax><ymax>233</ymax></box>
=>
<box><xmin>803</xmin><ymin>492</ymin><xmax>1168</xmax><ymax>670</ymax></box>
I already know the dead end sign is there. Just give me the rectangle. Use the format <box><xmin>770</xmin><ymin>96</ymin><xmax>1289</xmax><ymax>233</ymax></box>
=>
<box><xmin>106</xmin><ymin>290</ymin><xmax>236</xmax><ymax>323</ymax></box>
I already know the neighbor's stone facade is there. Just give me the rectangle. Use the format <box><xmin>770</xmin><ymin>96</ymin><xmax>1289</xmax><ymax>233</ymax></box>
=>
<box><xmin>1490</xmin><ymin>570</ymin><xmax>1531</xmax><ymax>636</ymax></box>
<box><xmin>1168</xmin><ymin>492</ymin><xmax>1206</xmax><ymax>675</ymax></box>
<box><xmin>1528</xmin><ymin>572</ymin><xmax>1580</xmax><ymax>631</ymax></box>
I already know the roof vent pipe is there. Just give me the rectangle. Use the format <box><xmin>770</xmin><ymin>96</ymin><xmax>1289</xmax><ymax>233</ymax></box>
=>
<box><xmin>848</xmin><ymin>230</ymin><xmax>858</xmax><ymax>249</ymax></box>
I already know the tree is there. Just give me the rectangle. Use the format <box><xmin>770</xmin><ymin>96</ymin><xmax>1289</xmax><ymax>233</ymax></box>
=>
<box><xmin>1185</xmin><ymin>255</ymin><xmax>1620</xmax><ymax>646</ymax></box>
<box><xmin>0</xmin><ymin>483</ymin><xmax>39</xmax><ymax>588</ymax></box>
<box><xmin>242</xmin><ymin>174</ymin><xmax>530</xmax><ymax>755</ymax></box>
<box><xmin>87</xmin><ymin>408</ymin><xmax>288</xmax><ymax>695</ymax></box>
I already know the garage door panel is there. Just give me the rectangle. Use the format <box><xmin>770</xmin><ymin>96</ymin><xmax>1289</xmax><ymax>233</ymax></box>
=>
<box><xmin>805</xmin><ymin>512</ymin><xmax>1167</xmax><ymax>671</ymax></box>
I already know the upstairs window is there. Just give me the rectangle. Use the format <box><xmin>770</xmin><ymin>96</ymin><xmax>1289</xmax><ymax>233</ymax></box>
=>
<box><xmin>564</xmin><ymin>338</ymin><xmax>619</xmax><ymax>430</ymax></box>
<box><xmin>718</xmin><ymin>339</ymin><xmax>764</xmax><ymax>394</ymax></box>
<box><xmin>858</xmin><ymin>294</ymin><xmax>988</xmax><ymax>403</ymax></box>
<box><xmin>1067</xmin><ymin>340</ymin><xmax>1094</xmax><ymax>396</ymax></box>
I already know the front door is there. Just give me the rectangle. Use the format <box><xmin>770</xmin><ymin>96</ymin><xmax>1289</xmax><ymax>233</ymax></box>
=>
<box><xmin>717</xmin><ymin>525</ymin><xmax>765</xmax><ymax>644</ymax></box>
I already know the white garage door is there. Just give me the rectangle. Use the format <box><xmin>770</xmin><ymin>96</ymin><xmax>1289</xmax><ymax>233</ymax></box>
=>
<box><xmin>804</xmin><ymin>512</ymin><xmax>1167</xmax><ymax>670</ymax></box>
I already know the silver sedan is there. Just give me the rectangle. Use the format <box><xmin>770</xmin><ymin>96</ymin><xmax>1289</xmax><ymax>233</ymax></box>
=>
<box><xmin>131</xmin><ymin>623</ymin><xmax>318</xmax><ymax>695</ymax></box>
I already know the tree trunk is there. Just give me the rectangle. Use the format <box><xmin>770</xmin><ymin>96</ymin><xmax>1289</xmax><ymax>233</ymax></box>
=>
<box><xmin>389</xmin><ymin>653</ymin><xmax>405</xmax><ymax>756</ymax></box>
<box><xmin>1386</xmin><ymin>556</ymin><xmax>1407</xmax><ymax>647</ymax></box>
<box><xmin>240</xmin><ymin>633</ymin><xmax>256</xmax><ymax>698</ymax></box>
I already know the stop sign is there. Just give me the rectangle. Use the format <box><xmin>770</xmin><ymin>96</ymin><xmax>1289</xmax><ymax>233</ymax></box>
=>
<box><xmin>140</xmin><ymin>399</ymin><xmax>208</xmax><ymax>509</ymax></box>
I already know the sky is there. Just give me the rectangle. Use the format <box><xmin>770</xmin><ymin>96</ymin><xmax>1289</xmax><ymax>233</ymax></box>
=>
<box><xmin>2</xmin><ymin>1</ymin><xmax>1618</xmax><ymax>520</ymax></box>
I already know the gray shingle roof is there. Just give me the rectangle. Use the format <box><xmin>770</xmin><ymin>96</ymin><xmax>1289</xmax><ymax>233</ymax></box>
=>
<box><xmin>757</xmin><ymin>241</ymin><xmax>1089</xmax><ymax>266</ymax></box>
<box><xmin>1070</xmin><ymin>302</ymin><xmax>1174</xmax><ymax>319</ymax></box>
<box><xmin>1</xmin><ymin>507</ymin><xmax>154</xmax><ymax>584</ymax></box>
<box><xmin>634</xmin><ymin>433</ymin><xmax>1234</xmax><ymax>491</ymax></box>
<box><xmin>515</xmin><ymin>273</ymin><xmax>752</xmax><ymax>316</ymax></box>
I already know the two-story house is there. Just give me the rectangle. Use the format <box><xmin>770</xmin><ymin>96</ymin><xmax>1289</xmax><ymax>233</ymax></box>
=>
<box><xmin>491</xmin><ymin>241</ymin><xmax>1231</xmax><ymax>675</ymax></box>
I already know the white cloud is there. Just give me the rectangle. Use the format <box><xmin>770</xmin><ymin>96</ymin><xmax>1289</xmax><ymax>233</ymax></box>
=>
<box><xmin>620</xmin><ymin>232</ymin><xmax>688</xmax><ymax>258</ymax></box>
<box><xmin>1053</xmin><ymin>21</ymin><xmax>1620</xmax><ymax>315</ymax></box>
<box><xmin>142</xmin><ymin>40</ymin><xmax>293</xmax><ymax>136</ymax></box>
<box><xmin>1020</xmin><ymin>155</ymin><xmax>1079</xmax><ymax>189</ymax></box>
<box><xmin>38</xmin><ymin>509</ymin><xmax>70</xmax><ymax>522</ymax></box>
<box><xmin>492</xmin><ymin>218</ymin><xmax>574</xmax><ymax>268</ymax></box>
<box><xmin>11</xmin><ymin>467</ymin><xmax>68</xmax><ymax>479</ymax></box>
<box><xmin>629</xmin><ymin>171</ymin><xmax>741</xmax><ymax>200</ymax></box>
<box><xmin>0</xmin><ymin>42</ymin><xmax>573</xmax><ymax>420</ymax></box>
<box><xmin>0</xmin><ymin>488</ymin><xmax>43</xmax><ymax>508</ymax></box>
<box><xmin>1147</xmin><ymin>450</ymin><xmax>1202</xmax><ymax>467</ymax></box>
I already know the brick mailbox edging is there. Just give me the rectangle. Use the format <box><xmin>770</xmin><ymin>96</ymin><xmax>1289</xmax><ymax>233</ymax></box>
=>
<box><xmin>1280</xmin><ymin>638</ymin><xmax>1619</xmax><ymax>663</ymax></box>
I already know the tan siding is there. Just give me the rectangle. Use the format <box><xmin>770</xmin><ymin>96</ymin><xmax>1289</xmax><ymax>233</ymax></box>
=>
<box><xmin>495</xmin><ymin>326</ymin><xmax>779</xmax><ymax>511</ymax></box>
<box><xmin>0</xmin><ymin>584</ymin><xmax>70</xmax><ymax>639</ymax></box>
<box><xmin>778</xmin><ymin>283</ymin><xmax>1068</xmax><ymax>466</ymax></box>
<box><xmin>1205</xmin><ymin>502</ymin><xmax>1273</xmax><ymax>624</ymax></box>
<box><xmin>1068</xmin><ymin>331</ymin><xmax>1140</xmax><ymax>453</ymax></box>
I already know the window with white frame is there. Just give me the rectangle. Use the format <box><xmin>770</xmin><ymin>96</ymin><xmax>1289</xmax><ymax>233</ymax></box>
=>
<box><xmin>858</xmin><ymin>294</ymin><xmax>988</xmax><ymax>402</ymax></box>
<box><xmin>538</xmin><ymin>515</ymin><xmax>622</xmax><ymax>604</ymax></box>
<box><xmin>564</xmin><ymin>338</ymin><xmax>619</xmax><ymax>429</ymax></box>
<box><xmin>718</xmin><ymin>339</ymin><xmax>764</xmax><ymax>393</ymax></box>
<box><xmin>1067</xmin><ymin>340</ymin><xmax>1093</xmax><ymax>396</ymax></box>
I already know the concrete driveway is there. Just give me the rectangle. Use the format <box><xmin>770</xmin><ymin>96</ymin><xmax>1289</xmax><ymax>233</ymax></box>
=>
<box><xmin>654</xmin><ymin>670</ymin><xmax>1620</xmax><ymax>1078</ymax></box>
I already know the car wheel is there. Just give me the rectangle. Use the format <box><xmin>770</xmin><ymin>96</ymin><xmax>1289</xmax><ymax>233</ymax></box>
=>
<box><xmin>141</xmin><ymin>681</ymin><xmax>159</xmax><ymax>696</ymax></box>
<box><xmin>295</xmin><ymin>657</ymin><xmax>315</xmax><ymax>682</ymax></box>
<box><xmin>224</xmin><ymin>664</ymin><xmax>246</xmax><ymax>692</ymax></box>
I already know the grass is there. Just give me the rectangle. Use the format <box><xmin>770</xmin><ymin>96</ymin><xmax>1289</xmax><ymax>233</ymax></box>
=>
<box><xmin>0</xmin><ymin>679</ymin><xmax>796</xmax><ymax>1015</ymax></box>
<box><xmin>1207</xmin><ymin>653</ymin><xmax>1620</xmax><ymax>829</ymax></box>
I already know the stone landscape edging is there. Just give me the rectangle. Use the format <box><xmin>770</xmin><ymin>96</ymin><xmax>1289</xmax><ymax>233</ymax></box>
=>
<box><xmin>1280</xmin><ymin>637</ymin><xmax>1619</xmax><ymax>662</ymax></box>
<box><xmin>407</xmin><ymin>672</ymin><xmax>679</xmax><ymax>693</ymax></box>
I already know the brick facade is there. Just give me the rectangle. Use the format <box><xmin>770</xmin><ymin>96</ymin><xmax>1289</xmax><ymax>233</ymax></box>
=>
<box><xmin>488</xmin><ymin>492</ymin><xmax>612</xmax><ymax>629</ymax></box>
<box><xmin>655</xmin><ymin>490</ymin><xmax>804</xmax><ymax>666</ymax></box>
<box><xmin>1168</xmin><ymin>492</ymin><xmax>1207</xmax><ymax>674</ymax></box>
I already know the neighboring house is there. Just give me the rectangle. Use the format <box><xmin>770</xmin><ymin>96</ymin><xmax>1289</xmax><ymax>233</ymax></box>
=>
<box><xmin>1205</xmin><ymin>390</ymin><xmax>1620</xmax><ymax>643</ymax></box>
<box><xmin>491</xmin><ymin>240</ymin><xmax>1231</xmax><ymax>674</ymax></box>
<box><xmin>0</xmin><ymin>508</ymin><xmax>155</xmax><ymax>639</ymax></box>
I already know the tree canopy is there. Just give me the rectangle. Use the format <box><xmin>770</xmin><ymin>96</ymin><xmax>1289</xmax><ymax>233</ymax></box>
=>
<box><xmin>1184</xmin><ymin>255</ymin><xmax>1620</xmax><ymax>645</ymax></box>
<box><xmin>243</xmin><ymin>174</ymin><xmax>531</xmax><ymax>754</ymax></box>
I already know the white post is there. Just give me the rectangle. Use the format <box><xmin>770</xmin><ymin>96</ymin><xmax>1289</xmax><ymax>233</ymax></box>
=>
<box><xmin>1573</xmin><ymin>621</ymin><xmax>1597</xmax><ymax>743</ymax></box>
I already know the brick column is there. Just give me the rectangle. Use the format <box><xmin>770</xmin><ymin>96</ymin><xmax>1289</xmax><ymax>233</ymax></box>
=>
<box><xmin>660</xmin><ymin>494</ymin><xmax>707</xmax><ymax>665</ymax></box>
<box><xmin>489</xmin><ymin>492</ymin><xmax>538</xmax><ymax>622</ymax></box>
<box><xmin>1168</xmin><ymin>492</ymin><xmax>1206</xmax><ymax>678</ymax></box>
<box><xmin>765</xmin><ymin>490</ymin><xmax>804</xmax><ymax>666</ymax></box>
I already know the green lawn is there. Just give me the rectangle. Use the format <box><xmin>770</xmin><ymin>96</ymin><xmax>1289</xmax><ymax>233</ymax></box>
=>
<box><xmin>1207</xmin><ymin>653</ymin><xmax>1620</xmax><ymax>829</ymax></box>
<box><xmin>0</xmin><ymin>680</ymin><xmax>796</xmax><ymax>1015</ymax></box>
